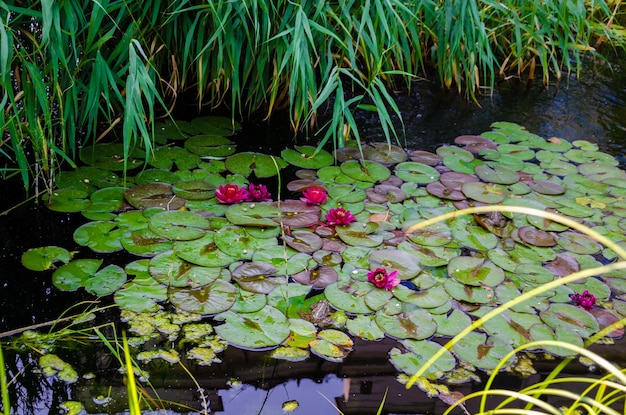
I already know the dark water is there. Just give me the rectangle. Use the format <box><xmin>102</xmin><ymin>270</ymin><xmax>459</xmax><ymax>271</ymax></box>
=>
<box><xmin>2</xmin><ymin>60</ymin><xmax>626</xmax><ymax>414</ymax></box>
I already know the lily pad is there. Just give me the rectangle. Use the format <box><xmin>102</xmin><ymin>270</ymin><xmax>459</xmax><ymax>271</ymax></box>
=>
<box><xmin>346</xmin><ymin>315</ymin><xmax>386</xmax><ymax>340</ymax></box>
<box><xmin>444</xmin><ymin>279</ymin><xmax>494</xmax><ymax>304</ymax></box>
<box><xmin>455</xmin><ymin>135</ymin><xmax>498</xmax><ymax>153</ymax></box>
<box><xmin>325</xmin><ymin>281</ymin><xmax>373</xmax><ymax>314</ymax></box>
<box><xmin>214</xmin><ymin>226</ymin><xmax>264</xmax><ymax>260</ymax></box>
<box><xmin>120</xmin><ymin>228</ymin><xmax>174</xmax><ymax>257</ymax></box>
<box><xmin>328</xmin><ymin>184</ymin><xmax>367</xmax><ymax>203</ymax></box>
<box><xmin>231</xmin><ymin>288</ymin><xmax>268</xmax><ymax>313</ymax></box>
<box><xmin>214</xmin><ymin>306</ymin><xmax>290</xmax><ymax>349</ymax></box>
<box><xmin>540</xmin><ymin>303</ymin><xmax>600</xmax><ymax>337</ymax></box>
<box><xmin>169</xmin><ymin>279</ymin><xmax>237</xmax><ymax>315</ymax></box>
<box><xmin>394</xmin><ymin>162</ymin><xmax>440</xmax><ymax>184</ymax></box>
<box><xmin>21</xmin><ymin>246</ymin><xmax>71</xmax><ymax>271</ymax></box>
<box><xmin>393</xmin><ymin>284</ymin><xmax>450</xmax><ymax>309</ymax></box>
<box><xmin>231</xmin><ymin>262</ymin><xmax>286</xmax><ymax>294</ymax></box>
<box><xmin>335</xmin><ymin>222</ymin><xmax>384</xmax><ymax>248</ymax></box>
<box><xmin>172</xmin><ymin>180</ymin><xmax>215</xmax><ymax>200</ymax></box>
<box><xmin>291</xmin><ymin>266</ymin><xmax>338</xmax><ymax>288</ymax></box>
<box><xmin>149</xmin><ymin>250</ymin><xmax>221</xmax><ymax>287</ymax></box>
<box><xmin>556</xmin><ymin>231</ymin><xmax>602</xmax><ymax>255</ymax></box>
<box><xmin>374</xmin><ymin>308</ymin><xmax>437</xmax><ymax>340</ymax></box>
<box><xmin>281</xmin><ymin>146</ymin><xmax>334</xmax><ymax>169</ymax></box>
<box><xmin>174</xmin><ymin>232</ymin><xmax>238</xmax><ymax>267</ymax></box>
<box><xmin>283</xmin><ymin>230</ymin><xmax>323</xmax><ymax>253</ymax></box>
<box><xmin>433</xmin><ymin>310</ymin><xmax>472</xmax><ymax>337</ymax></box>
<box><xmin>125</xmin><ymin>183</ymin><xmax>185</xmax><ymax>210</ymax></box>
<box><xmin>390</xmin><ymin>339</ymin><xmax>456</xmax><ymax>378</ymax></box>
<box><xmin>363</xmin><ymin>143</ymin><xmax>409</xmax><ymax>165</ymax></box>
<box><xmin>149</xmin><ymin>146</ymin><xmax>200</xmax><ymax>171</ymax></box>
<box><xmin>452</xmin><ymin>331</ymin><xmax>515</xmax><ymax>371</ymax></box>
<box><xmin>42</xmin><ymin>189</ymin><xmax>91</xmax><ymax>212</ymax></box>
<box><xmin>225</xmin><ymin>152</ymin><xmax>286</xmax><ymax>178</ymax></box>
<box><xmin>73</xmin><ymin>221</ymin><xmax>125</xmax><ymax>253</ymax></box>
<box><xmin>273</xmin><ymin>200</ymin><xmax>321</xmax><ymax>227</ymax></box>
<box><xmin>310</xmin><ymin>329</ymin><xmax>353</xmax><ymax>362</ymax></box>
<box><xmin>84</xmin><ymin>264</ymin><xmax>127</xmax><ymax>296</ymax></box>
<box><xmin>114</xmin><ymin>277</ymin><xmax>168</xmax><ymax>313</ymax></box>
<box><xmin>52</xmin><ymin>259</ymin><xmax>103</xmax><ymax>291</ymax></box>
<box><xmin>79</xmin><ymin>143</ymin><xmax>144</xmax><ymax>171</ymax></box>
<box><xmin>462</xmin><ymin>182</ymin><xmax>507</xmax><ymax>204</ymax></box>
<box><xmin>447</xmin><ymin>257</ymin><xmax>504</xmax><ymax>287</ymax></box>
<box><xmin>369</xmin><ymin>249</ymin><xmax>421</xmax><ymax>279</ymax></box>
<box><xmin>517</xmin><ymin>226</ymin><xmax>557</xmax><ymax>247</ymax></box>
<box><xmin>340</xmin><ymin>160</ymin><xmax>391</xmax><ymax>183</ymax></box>
<box><xmin>148</xmin><ymin>210</ymin><xmax>210</xmax><ymax>241</ymax></box>
<box><xmin>225</xmin><ymin>203</ymin><xmax>280</xmax><ymax>227</ymax></box>
<box><xmin>406</xmin><ymin>221</ymin><xmax>452</xmax><ymax>247</ymax></box>
<box><xmin>184</xmin><ymin>135</ymin><xmax>236</xmax><ymax>157</ymax></box>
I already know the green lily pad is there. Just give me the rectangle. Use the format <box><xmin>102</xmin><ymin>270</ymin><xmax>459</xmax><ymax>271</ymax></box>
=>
<box><xmin>374</xmin><ymin>308</ymin><xmax>437</xmax><ymax>340</ymax></box>
<box><xmin>150</xmin><ymin>250</ymin><xmax>221</xmax><ymax>287</ymax></box>
<box><xmin>56</xmin><ymin>167</ymin><xmax>120</xmax><ymax>191</ymax></box>
<box><xmin>475</xmin><ymin>309</ymin><xmax>540</xmax><ymax>347</ymax></box>
<box><xmin>452</xmin><ymin>331</ymin><xmax>515</xmax><ymax>370</ymax></box>
<box><xmin>114</xmin><ymin>276</ymin><xmax>168</xmax><ymax>313</ymax></box>
<box><xmin>369</xmin><ymin>249</ymin><xmax>421</xmax><ymax>279</ymax></box>
<box><xmin>225</xmin><ymin>152</ymin><xmax>286</xmax><ymax>178</ymax></box>
<box><xmin>273</xmin><ymin>200</ymin><xmax>321</xmax><ymax>227</ymax></box>
<box><xmin>84</xmin><ymin>264</ymin><xmax>127</xmax><ymax>296</ymax></box>
<box><xmin>225</xmin><ymin>203</ymin><xmax>280</xmax><ymax>227</ymax></box>
<box><xmin>148</xmin><ymin>210</ymin><xmax>210</xmax><ymax>241</ymax></box>
<box><xmin>556</xmin><ymin>231</ymin><xmax>602</xmax><ymax>255</ymax></box>
<box><xmin>310</xmin><ymin>329</ymin><xmax>353</xmax><ymax>362</ymax></box>
<box><xmin>363</xmin><ymin>143</ymin><xmax>409</xmax><ymax>164</ymax></box>
<box><xmin>393</xmin><ymin>285</ymin><xmax>450</xmax><ymax>309</ymax></box>
<box><xmin>448</xmin><ymin>257</ymin><xmax>504</xmax><ymax>287</ymax></box>
<box><xmin>149</xmin><ymin>146</ymin><xmax>200</xmax><ymax>171</ymax></box>
<box><xmin>450</xmin><ymin>219</ymin><xmax>499</xmax><ymax>251</ymax></box>
<box><xmin>444</xmin><ymin>279</ymin><xmax>494</xmax><ymax>304</ymax></box>
<box><xmin>81</xmin><ymin>187</ymin><xmax>126</xmax><ymax>220</ymax></box>
<box><xmin>475</xmin><ymin>164</ymin><xmax>519</xmax><ymax>184</ymax></box>
<box><xmin>124</xmin><ymin>183</ymin><xmax>186</xmax><ymax>210</ymax></box>
<box><xmin>394</xmin><ymin>162</ymin><xmax>440</xmax><ymax>184</ymax></box>
<box><xmin>340</xmin><ymin>160</ymin><xmax>391</xmax><ymax>183</ymax></box>
<box><xmin>346</xmin><ymin>315</ymin><xmax>386</xmax><ymax>340</ymax></box>
<box><xmin>406</xmin><ymin>221</ymin><xmax>452</xmax><ymax>246</ymax></box>
<box><xmin>462</xmin><ymin>182</ymin><xmax>507</xmax><ymax>204</ymax></box>
<box><xmin>390</xmin><ymin>339</ymin><xmax>456</xmax><ymax>378</ymax></box>
<box><xmin>281</xmin><ymin>146</ymin><xmax>334</xmax><ymax>169</ymax></box>
<box><xmin>79</xmin><ymin>143</ymin><xmax>144</xmax><ymax>171</ymax></box>
<box><xmin>169</xmin><ymin>279</ymin><xmax>237</xmax><ymax>314</ymax></box>
<box><xmin>174</xmin><ymin>232</ymin><xmax>238</xmax><ymax>267</ymax></box>
<box><xmin>120</xmin><ymin>228</ymin><xmax>174</xmax><ymax>257</ymax></box>
<box><xmin>21</xmin><ymin>246</ymin><xmax>71</xmax><ymax>271</ymax></box>
<box><xmin>188</xmin><ymin>115</ymin><xmax>241</xmax><ymax>135</ymax></box>
<box><xmin>42</xmin><ymin>189</ymin><xmax>91</xmax><ymax>212</ymax></box>
<box><xmin>135</xmin><ymin>168</ymin><xmax>181</xmax><ymax>184</ymax></box>
<box><xmin>433</xmin><ymin>309</ymin><xmax>472</xmax><ymax>336</ymax></box>
<box><xmin>172</xmin><ymin>180</ymin><xmax>215</xmax><ymax>200</ymax></box>
<box><xmin>529</xmin><ymin>324</ymin><xmax>581</xmax><ymax>357</ymax></box>
<box><xmin>230</xmin><ymin>288</ymin><xmax>268</xmax><ymax>313</ymax></box>
<box><xmin>328</xmin><ymin>184</ymin><xmax>367</xmax><ymax>203</ymax></box>
<box><xmin>325</xmin><ymin>281</ymin><xmax>373</xmax><ymax>314</ymax></box>
<box><xmin>335</xmin><ymin>222</ymin><xmax>383</xmax><ymax>248</ymax></box>
<box><xmin>214</xmin><ymin>226</ymin><xmax>264</xmax><ymax>260</ymax></box>
<box><xmin>52</xmin><ymin>259</ymin><xmax>103</xmax><ymax>291</ymax></box>
<box><xmin>231</xmin><ymin>262</ymin><xmax>286</xmax><ymax>294</ymax></box>
<box><xmin>73</xmin><ymin>221</ymin><xmax>125</xmax><ymax>253</ymax></box>
<box><xmin>540</xmin><ymin>303</ymin><xmax>600</xmax><ymax>337</ymax></box>
<box><xmin>184</xmin><ymin>135</ymin><xmax>236</xmax><ymax>157</ymax></box>
<box><xmin>214</xmin><ymin>306</ymin><xmax>290</xmax><ymax>348</ymax></box>
<box><xmin>399</xmin><ymin>243</ymin><xmax>460</xmax><ymax>267</ymax></box>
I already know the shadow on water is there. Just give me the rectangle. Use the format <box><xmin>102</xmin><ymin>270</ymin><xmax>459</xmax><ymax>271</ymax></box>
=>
<box><xmin>2</xmin><ymin>59</ymin><xmax>626</xmax><ymax>414</ymax></box>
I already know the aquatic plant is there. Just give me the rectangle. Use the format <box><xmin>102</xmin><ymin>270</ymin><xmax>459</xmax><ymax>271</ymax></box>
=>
<box><xmin>1</xmin><ymin>1</ymin><xmax>624</xmax><ymax>192</ymax></box>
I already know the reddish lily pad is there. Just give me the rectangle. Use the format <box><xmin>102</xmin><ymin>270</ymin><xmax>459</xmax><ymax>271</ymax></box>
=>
<box><xmin>214</xmin><ymin>306</ymin><xmax>290</xmax><ymax>348</ymax></box>
<box><xmin>455</xmin><ymin>135</ymin><xmax>498</xmax><ymax>153</ymax></box>
<box><xmin>366</xmin><ymin>184</ymin><xmax>407</xmax><ymax>203</ymax></box>
<box><xmin>169</xmin><ymin>279</ymin><xmax>237</xmax><ymax>315</ymax></box>
<box><xmin>363</xmin><ymin>143</ymin><xmax>408</xmax><ymax>165</ymax></box>
<box><xmin>273</xmin><ymin>200</ymin><xmax>321</xmax><ymax>227</ymax></box>
<box><xmin>517</xmin><ymin>226</ymin><xmax>557</xmax><ymax>247</ymax></box>
<box><xmin>283</xmin><ymin>230</ymin><xmax>323</xmax><ymax>253</ymax></box>
<box><xmin>408</xmin><ymin>150</ymin><xmax>442</xmax><ymax>166</ymax></box>
<box><xmin>526</xmin><ymin>179</ymin><xmax>565</xmax><ymax>195</ymax></box>
<box><xmin>425</xmin><ymin>181</ymin><xmax>466</xmax><ymax>200</ymax></box>
<box><xmin>292</xmin><ymin>266</ymin><xmax>338</xmax><ymax>288</ymax></box>
<box><xmin>543</xmin><ymin>253</ymin><xmax>580</xmax><ymax>278</ymax></box>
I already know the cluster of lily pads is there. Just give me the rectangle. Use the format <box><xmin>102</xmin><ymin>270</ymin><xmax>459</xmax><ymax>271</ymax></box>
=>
<box><xmin>21</xmin><ymin>116</ymin><xmax>626</xmax><ymax>383</ymax></box>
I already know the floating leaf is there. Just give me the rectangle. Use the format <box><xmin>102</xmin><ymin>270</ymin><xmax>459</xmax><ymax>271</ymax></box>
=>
<box><xmin>73</xmin><ymin>221</ymin><xmax>124</xmax><ymax>253</ymax></box>
<box><xmin>273</xmin><ymin>200</ymin><xmax>321</xmax><ymax>227</ymax></box>
<box><xmin>346</xmin><ymin>315</ymin><xmax>386</xmax><ymax>340</ymax></box>
<box><xmin>369</xmin><ymin>249</ymin><xmax>421</xmax><ymax>279</ymax></box>
<box><xmin>393</xmin><ymin>285</ymin><xmax>450</xmax><ymax>309</ymax></box>
<box><xmin>283</xmin><ymin>230</ymin><xmax>323</xmax><ymax>253</ymax></box>
<box><xmin>540</xmin><ymin>303</ymin><xmax>599</xmax><ymax>337</ymax></box>
<box><xmin>114</xmin><ymin>277</ymin><xmax>168</xmax><ymax>312</ymax></box>
<box><xmin>363</xmin><ymin>143</ymin><xmax>408</xmax><ymax>164</ymax></box>
<box><xmin>84</xmin><ymin>264</ymin><xmax>127</xmax><ymax>296</ymax></box>
<box><xmin>42</xmin><ymin>189</ymin><xmax>91</xmax><ymax>212</ymax></box>
<box><xmin>214</xmin><ymin>306</ymin><xmax>290</xmax><ymax>348</ymax></box>
<box><xmin>125</xmin><ymin>183</ymin><xmax>185</xmax><ymax>210</ymax></box>
<box><xmin>335</xmin><ymin>222</ymin><xmax>384</xmax><ymax>247</ymax></box>
<box><xmin>120</xmin><ymin>228</ymin><xmax>174</xmax><ymax>257</ymax></box>
<box><xmin>281</xmin><ymin>146</ymin><xmax>334</xmax><ymax>169</ymax></box>
<box><xmin>444</xmin><ymin>279</ymin><xmax>494</xmax><ymax>304</ymax></box>
<box><xmin>462</xmin><ymin>182</ymin><xmax>507</xmax><ymax>204</ymax></box>
<box><xmin>310</xmin><ymin>329</ymin><xmax>353</xmax><ymax>362</ymax></box>
<box><xmin>517</xmin><ymin>226</ymin><xmax>557</xmax><ymax>247</ymax></box>
<box><xmin>394</xmin><ymin>162</ymin><xmax>440</xmax><ymax>184</ymax></box>
<box><xmin>214</xmin><ymin>226</ymin><xmax>265</xmax><ymax>260</ymax></box>
<box><xmin>225</xmin><ymin>203</ymin><xmax>280</xmax><ymax>227</ymax></box>
<box><xmin>169</xmin><ymin>280</ymin><xmax>237</xmax><ymax>314</ymax></box>
<box><xmin>174</xmin><ymin>232</ymin><xmax>238</xmax><ymax>267</ymax></box>
<box><xmin>556</xmin><ymin>231</ymin><xmax>602</xmax><ymax>255</ymax></box>
<box><xmin>374</xmin><ymin>308</ymin><xmax>437</xmax><ymax>340</ymax></box>
<box><xmin>340</xmin><ymin>160</ymin><xmax>391</xmax><ymax>183</ymax></box>
<box><xmin>452</xmin><ymin>332</ymin><xmax>515</xmax><ymax>370</ymax></box>
<box><xmin>231</xmin><ymin>262</ymin><xmax>286</xmax><ymax>294</ymax></box>
<box><xmin>390</xmin><ymin>339</ymin><xmax>456</xmax><ymax>378</ymax></box>
<box><xmin>406</xmin><ymin>221</ymin><xmax>452</xmax><ymax>247</ymax></box>
<box><xmin>455</xmin><ymin>135</ymin><xmax>498</xmax><ymax>153</ymax></box>
<box><xmin>225</xmin><ymin>152</ymin><xmax>286</xmax><ymax>178</ymax></box>
<box><xmin>21</xmin><ymin>246</ymin><xmax>71</xmax><ymax>271</ymax></box>
<box><xmin>150</xmin><ymin>250</ymin><xmax>221</xmax><ymax>287</ymax></box>
<box><xmin>52</xmin><ymin>259</ymin><xmax>103</xmax><ymax>291</ymax></box>
<box><xmin>79</xmin><ymin>143</ymin><xmax>144</xmax><ymax>171</ymax></box>
<box><xmin>325</xmin><ymin>281</ymin><xmax>373</xmax><ymax>314</ymax></box>
<box><xmin>184</xmin><ymin>135</ymin><xmax>236</xmax><ymax>157</ymax></box>
<box><xmin>433</xmin><ymin>310</ymin><xmax>472</xmax><ymax>336</ymax></box>
<box><xmin>149</xmin><ymin>147</ymin><xmax>200</xmax><ymax>171</ymax></box>
<box><xmin>148</xmin><ymin>210</ymin><xmax>210</xmax><ymax>241</ymax></box>
<box><xmin>172</xmin><ymin>180</ymin><xmax>215</xmax><ymax>200</ymax></box>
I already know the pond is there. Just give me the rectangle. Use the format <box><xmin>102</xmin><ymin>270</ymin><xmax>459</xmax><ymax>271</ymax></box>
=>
<box><xmin>2</xmin><ymin>60</ymin><xmax>626</xmax><ymax>415</ymax></box>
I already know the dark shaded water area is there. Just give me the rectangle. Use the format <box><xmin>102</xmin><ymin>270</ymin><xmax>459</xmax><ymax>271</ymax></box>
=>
<box><xmin>2</xmin><ymin>59</ymin><xmax>626</xmax><ymax>414</ymax></box>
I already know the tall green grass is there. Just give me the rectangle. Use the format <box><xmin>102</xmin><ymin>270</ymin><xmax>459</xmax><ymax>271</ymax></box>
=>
<box><xmin>1</xmin><ymin>1</ymin><xmax>624</xmax><ymax>192</ymax></box>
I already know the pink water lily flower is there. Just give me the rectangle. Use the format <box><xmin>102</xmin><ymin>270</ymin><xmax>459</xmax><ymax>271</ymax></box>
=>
<box><xmin>301</xmin><ymin>186</ymin><xmax>328</xmax><ymax>204</ymax></box>
<box><xmin>325</xmin><ymin>207</ymin><xmax>355</xmax><ymax>226</ymax></box>
<box><xmin>570</xmin><ymin>290</ymin><xmax>596</xmax><ymax>310</ymax></box>
<box><xmin>368</xmin><ymin>268</ymin><xmax>400</xmax><ymax>290</ymax></box>
<box><xmin>246</xmin><ymin>183</ymin><xmax>272</xmax><ymax>202</ymax></box>
<box><xmin>216</xmin><ymin>184</ymin><xmax>248</xmax><ymax>204</ymax></box>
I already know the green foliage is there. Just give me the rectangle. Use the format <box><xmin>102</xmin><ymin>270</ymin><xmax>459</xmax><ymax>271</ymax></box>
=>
<box><xmin>1</xmin><ymin>0</ymin><xmax>624</xmax><ymax>194</ymax></box>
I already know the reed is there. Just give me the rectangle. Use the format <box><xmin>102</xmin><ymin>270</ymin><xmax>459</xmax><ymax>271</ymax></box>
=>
<box><xmin>1</xmin><ymin>1</ymin><xmax>624</xmax><ymax>192</ymax></box>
